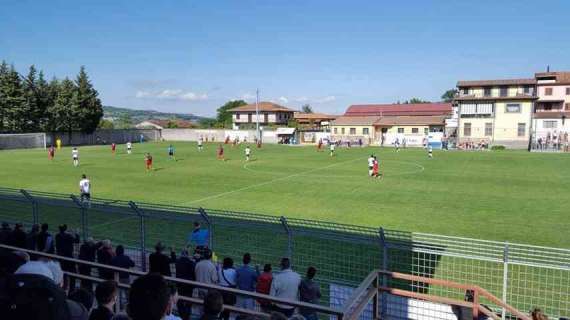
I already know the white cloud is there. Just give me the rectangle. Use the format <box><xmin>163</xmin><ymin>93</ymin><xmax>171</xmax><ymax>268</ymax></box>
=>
<box><xmin>135</xmin><ymin>89</ymin><xmax>208</xmax><ymax>101</ymax></box>
<box><xmin>314</xmin><ymin>95</ymin><xmax>336</xmax><ymax>103</ymax></box>
<box><xmin>294</xmin><ymin>96</ymin><xmax>309</xmax><ymax>102</ymax></box>
<box><xmin>278</xmin><ymin>96</ymin><xmax>289</xmax><ymax>103</ymax></box>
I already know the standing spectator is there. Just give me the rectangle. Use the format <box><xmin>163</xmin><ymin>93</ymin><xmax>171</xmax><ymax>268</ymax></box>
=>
<box><xmin>26</xmin><ymin>224</ymin><xmax>39</xmax><ymax>250</ymax></box>
<box><xmin>79</xmin><ymin>237</ymin><xmax>99</xmax><ymax>289</ymax></box>
<box><xmin>9</xmin><ymin>223</ymin><xmax>27</xmax><ymax>248</ymax></box>
<box><xmin>299</xmin><ymin>267</ymin><xmax>322</xmax><ymax>320</ymax></box>
<box><xmin>270</xmin><ymin>258</ymin><xmax>301</xmax><ymax>317</ymax></box>
<box><xmin>175</xmin><ymin>248</ymin><xmax>196</xmax><ymax>320</ymax></box>
<box><xmin>218</xmin><ymin>257</ymin><xmax>237</xmax><ymax>320</ymax></box>
<box><xmin>201</xmin><ymin>290</ymin><xmax>224</xmax><ymax>320</ymax></box>
<box><xmin>189</xmin><ymin>222</ymin><xmax>209</xmax><ymax>250</ymax></box>
<box><xmin>37</xmin><ymin>223</ymin><xmax>55</xmax><ymax>253</ymax></box>
<box><xmin>55</xmin><ymin>224</ymin><xmax>80</xmax><ymax>289</ymax></box>
<box><xmin>68</xmin><ymin>288</ymin><xmax>95</xmax><ymax>313</ymax></box>
<box><xmin>97</xmin><ymin>240</ymin><xmax>115</xmax><ymax>280</ymax></box>
<box><xmin>235</xmin><ymin>253</ymin><xmax>259</xmax><ymax>312</ymax></box>
<box><xmin>0</xmin><ymin>222</ymin><xmax>12</xmax><ymax>244</ymax></box>
<box><xmin>89</xmin><ymin>280</ymin><xmax>118</xmax><ymax>320</ymax></box>
<box><xmin>194</xmin><ymin>248</ymin><xmax>219</xmax><ymax>298</ymax></box>
<box><xmin>164</xmin><ymin>285</ymin><xmax>183</xmax><ymax>320</ymax></box>
<box><xmin>256</xmin><ymin>264</ymin><xmax>273</xmax><ymax>312</ymax></box>
<box><xmin>111</xmin><ymin>245</ymin><xmax>135</xmax><ymax>308</ymax></box>
<box><xmin>149</xmin><ymin>242</ymin><xmax>176</xmax><ymax>277</ymax></box>
<box><xmin>531</xmin><ymin>308</ymin><xmax>548</xmax><ymax>320</ymax></box>
<box><xmin>128</xmin><ymin>273</ymin><xmax>171</xmax><ymax>320</ymax></box>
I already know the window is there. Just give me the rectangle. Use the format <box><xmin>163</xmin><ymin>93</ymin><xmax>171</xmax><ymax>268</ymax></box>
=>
<box><xmin>349</xmin><ymin>128</ymin><xmax>356</xmax><ymax>135</ymax></box>
<box><xmin>543</xmin><ymin>120</ymin><xmax>557</xmax><ymax>129</ymax></box>
<box><xmin>517</xmin><ymin>123</ymin><xmax>526</xmax><ymax>137</ymax></box>
<box><xmin>341</xmin><ymin>128</ymin><xmax>345</xmax><ymax>134</ymax></box>
<box><xmin>411</xmin><ymin>128</ymin><xmax>419</xmax><ymax>134</ymax></box>
<box><xmin>397</xmin><ymin>128</ymin><xmax>404</xmax><ymax>134</ymax></box>
<box><xmin>424</xmin><ymin>128</ymin><xmax>429</xmax><ymax>135</ymax></box>
<box><xmin>462</xmin><ymin>88</ymin><xmax>469</xmax><ymax>95</ymax></box>
<box><xmin>248</xmin><ymin>113</ymin><xmax>252</xmax><ymax>122</ymax></box>
<box><xmin>524</xmin><ymin>86</ymin><xmax>531</xmax><ymax>94</ymax></box>
<box><xmin>484</xmin><ymin>87</ymin><xmax>492</xmax><ymax>97</ymax></box>
<box><xmin>566</xmin><ymin>87</ymin><xmax>570</xmax><ymax>95</ymax></box>
<box><xmin>566</xmin><ymin>103</ymin><xmax>570</xmax><ymax>110</ymax></box>
<box><xmin>362</xmin><ymin>128</ymin><xmax>369</xmax><ymax>135</ymax></box>
<box><xmin>463</xmin><ymin>123</ymin><xmax>471</xmax><ymax>136</ymax></box>
<box><xmin>334</xmin><ymin>128</ymin><xmax>338</xmax><ymax>134</ymax></box>
<box><xmin>500</xmin><ymin>87</ymin><xmax>508</xmax><ymax>97</ymax></box>
<box><xmin>236</xmin><ymin>113</ymin><xmax>240</xmax><ymax>120</ymax></box>
<box><xmin>545</xmin><ymin>87</ymin><xmax>553</xmax><ymax>95</ymax></box>
<box><xmin>505</xmin><ymin>104</ymin><xmax>521</xmax><ymax>113</ymax></box>
<box><xmin>485</xmin><ymin>123</ymin><xmax>493</xmax><ymax>136</ymax></box>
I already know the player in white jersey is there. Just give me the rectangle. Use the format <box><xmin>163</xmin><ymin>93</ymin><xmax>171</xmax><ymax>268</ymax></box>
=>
<box><xmin>198</xmin><ymin>137</ymin><xmax>204</xmax><ymax>151</ymax></box>
<box><xmin>428</xmin><ymin>145</ymin><xmax>433</xmax><ymax>158</ymax></box>
<box><xmin>245</xmin><ymin>145</ymin><xmax>251</xmax><ymax>161</ymax></box>
<box><xmin>126</xmin><ymin>141</ymin><xmax>132</xmax><ymax>154</ymax></box>
<box><xmin>79</xmin><ymin>174</ymin><xmax>91</xmax><ymax>207</ymax></box>
<box><xmin>72</xmin><ymin>147</ymin><xmax>79</xmax><ymax>167</ymax></box>
<box><xmin>367</xmin><ymin>155</ymin><xmax>375</xmax><ymax>177</ymax></box>
<box><xmin>330</xmin><ymin>142</ymin><xmax>336</xmax><ymax>157</ymax></box>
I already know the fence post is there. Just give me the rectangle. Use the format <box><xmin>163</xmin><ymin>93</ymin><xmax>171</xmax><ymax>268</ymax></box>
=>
<box><xmin>501</xmin><ymin>242</ymin><xmax>509</xmax><ymax>320</ymax></box>
<box><xmin>280</xmin><ymin>216</ymin><xmax>293</xmax><ymax>260</ymax></box>
<box><xmin>198</xmin><ymin>207</ymin><xmax>213</xmax><ymax>249</ymax></box>
<box><xmin>129</xmin><ymin>201</ymin><xmax>147</xmax><ymax>272</ymax></box>
<box><xmin>379</xmin><ymin>227</ymin><xmax>388</xmax><ymax>319</ymax></box>
<box><xmin>20</xmin><ymin>189</ymin><xmax>39</xmax><ymax>225</ymax></box>
<box><xmin>70</xmin><ymin>195</ymin><xmax>87</xmax><ymax>240</ymax></box>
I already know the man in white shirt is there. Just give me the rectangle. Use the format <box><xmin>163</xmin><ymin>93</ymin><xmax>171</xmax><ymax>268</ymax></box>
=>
<box><xmin>198</xmin><ymin>137</ymin><xmax>203</xmax><ymax>151</ymax></box>
<box><xmin>245</xmin><ymin>146</ymin><xmax>251</xmax><ymax>161</ymax></box>
<box><xmin>126</xmin><ymin>141</ymin><xmax>132</xmax><ymax>154</ymax></box>
<box><xmin>72</xmin><ymin>147</ymin><xmax>79</xmax><ymax>166</ymax></box>
<box><xmin>367</xmin><ymin>155</ymin><xmax>375</xmax><ymax>177</ymax></box>
<box><xmin>329</xmin><ymin>142</ymin><xmax>336</xmax><ymax>157</ymax></box>
<box><xmin>270</xmin><ymin>258</ymin><xmax>301</xmax><ymax>317</ymax></box>
<box><xmin>79</xmin><ymin>174</ymin><xmax>91</xmax><ymax>206</ymax></box>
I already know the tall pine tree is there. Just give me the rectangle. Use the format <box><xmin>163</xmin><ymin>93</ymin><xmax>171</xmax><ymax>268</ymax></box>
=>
<box><xmin>74</xmin><ymin>66</ymin><xmax>103</xmax><ymax>133</ymax></box>
<box><xmin>2</xmin><ymin>65</ymin><xmax>26</xmax><ymax>132</ymax></box>
<box><xmin>36</xmin><ymin>71</ymin><xmax>51</xmax><ymax>131</ymax></box>
<box><xmin>22</xmin><ymin>65</ymin><xmax>40</xmax><ymax>132</ymax></box>
<box><xmin>0</xmin><ymin>61</ymin><xmax>8</xmax><ymax>132</ymax></box>
<box><xmin>49</xmin><ymin>78</ymin><xmax>77</xmax><ymax>138</ymax></box>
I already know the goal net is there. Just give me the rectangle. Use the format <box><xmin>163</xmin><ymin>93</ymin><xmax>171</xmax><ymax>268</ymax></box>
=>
<box><xmin>0</xmin><ymin>133</ymin><xmax>46</xmax><ymax>150</ymax></box>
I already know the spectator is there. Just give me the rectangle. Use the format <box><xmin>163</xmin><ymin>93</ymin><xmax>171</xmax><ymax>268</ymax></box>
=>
<box><xmin>69</xmin><ymin>288</ymin><xmax>95</xmax><ymax>312</ymax></box>
<box><xmin>201</xmin><ymin>290</ymin><xmax>224</xmax><ymax>320</ymax></box>
<box><xmin>110</xmin><ymin>245</ymin><xmax>135</xmax><ymax>283</ymax></box>
<box><xmin>149</xmin><ymin>242</ymin><xmax>176</xmax><ymax>277</ymax></box>
<box><xmin>26</xmin><ymin>224</ymin><xmax>40</xmax><ymax>250</ymax></box>
<box><xmin>256</xmin><ymin>264</ymin><xmax>273</xmax><ymax>312</ymax></box>
<box><xmin>175</xmin><ymin>248</ymin><xmax>196</xmax><ymax>320</ymax></box>
<box><xmin>164</xmin><ymin>285</ymin><xmax>183</xmax><ymax>320</ymax></box>
<box><xmin>194</xmin><ymin>248</ymin><xmax>219</xmax><ymax>303</ymax></box>
<box><xmin>128</xmin><ymin>273</ymin><xmax>171</xmax><ymax>320</ymax></box>
<box><xmin>97</xmin><ymin>240</ymin><xmax>115</xmax><ymax>280</ymax></box>
<box><xmin>269</xmin><ymin>312</ymin><xmax>288</xmax><ymax>320</ymax></box>
<box><xmin>55</xmin><ymin>224</ymin><xmax>80</xmax><ymax>289</ymax></box>
<box><xmin>235</xmin><ymin>253</ymin><xmax>259</xmax><ymax>312</ymax></box>
<box><xmin>218</xmin><ymin>257</ymin><xmax>237</xmax><ymax>320</ymax></box>
<box><xmin>531</xmin><ymin>308</ymin><xmax>548</xmax><ymax>320</ymax></box>
<box><xmin>89</xmin><ymin>280</ymin><xmax>118</xmax><ymax>320</ymax></box>
<box><xmin>37</xmin><ymin>223</ymin><xmax>55</xmax><ymax>253</ymax></box>
<box><xmin>9</xmin><ymin>223</ymin><xmax>27</xmax><ymax>248</ymax></box>
<box><xmin>299</xmin><ymin>266</ymin><xmax>322</xmax><ymax>320</ymax></box>
<box><xmin>0</xmin><ymin>222</ymin><xmax>12</xmax><ymax>244</ymax></box>
<box><xmin>270</xmin><ymin>258</ymin><xmax>301</xmax><ymax>317</ymax></box>
<box><xmin>189</xmin><ymin>221</ymin><xmax>209</xmax><ymax>249</ymax></box>
<box><xmin>0</xmin><ymin>249</ymin><xmax>29</xmax><ymax>276</ymax></box>
<box><xmin>79</xmin><ymin>237</ymin><xmax>100</xmax><ymax>290</ymax></box>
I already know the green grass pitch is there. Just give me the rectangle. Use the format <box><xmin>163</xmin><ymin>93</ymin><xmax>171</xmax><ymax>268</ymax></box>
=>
<box><xmin>0</xmin><ymin>141</ymin><xmax>568</xmax><ymax>248</ymax></box>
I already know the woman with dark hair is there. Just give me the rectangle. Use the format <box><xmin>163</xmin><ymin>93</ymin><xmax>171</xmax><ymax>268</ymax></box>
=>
<box><xmin>218</xmin><ymin>257</ymin><xmax>237</xmax><ymax>320</ymax></box>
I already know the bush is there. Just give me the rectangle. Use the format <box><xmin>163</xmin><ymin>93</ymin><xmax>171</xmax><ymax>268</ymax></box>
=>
<box><xmin>491</xmin><ymin>145</ymin><xmax>506</xmax><ymax>151</ymax></box>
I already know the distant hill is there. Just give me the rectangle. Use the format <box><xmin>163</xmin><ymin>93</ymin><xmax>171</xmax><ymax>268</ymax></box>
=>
<box><xmin>103</xmin><ymin>106</ymin><xmax>206</xmax><ymax>123</ymax></box>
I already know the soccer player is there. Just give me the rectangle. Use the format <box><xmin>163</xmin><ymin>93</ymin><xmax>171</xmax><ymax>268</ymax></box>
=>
<box><xmin>367</xmin><ymin>155</ymin><xmax>375</xmax><ymax>177</ymax></box>
<box><xmin>126</xmin><ymin>141</ymin><xmax>132</xmax><ymax>154</ymax></box>
<box><xmin>217</xmin><ymin>144</ymin><xmax>224</xmax><ymax>160</ymax></box>
<box><xmin>394</xmin><ymin>138</ymin><xmax>400</xmax><ymax>152</ymax></box>
<box><xmin>48</xmin><ymin>145</ymin><xmax>55</xmax><ymax>160</ymax></box>
<box><xmin>373</xmin><ymin>156</ymin><xmax>380</xmax><ymax>179</ymax></box>
<box><xmin>329</xmin><ymin>142</ymin><xmax>336</xmax><ymax>157</ymax></box>
<box><xmin>428</xmin><ymin>145</ymin><xmax>433</xmax><ymax>158</ymax></box>
<box><xmin>198</xmin><ymin>137</ymin><xmax>204</xmax><ymax>151</ymax></box>
<box><xmin>72</xmin><ymin>147</ymin><xmax>79</xmax><ymax>167</ymax></box>
<box><xmin>168</xmin><ymin>144</ymin><xmax>176</xmax><ymax>160</ymax></box>
<box><xmin>111</xmin><ymin>143</ymin><xmax>116</xmax><ymax>154</ymax></box>
<box><xmin>245</xmin><ymin>145</ymin><xmax>251</xmax><ymax>161</ymax></box>
<box><xmin>79</xmin><ymin>174</ymin><xmax>91</xmax><ymax>207</ymax></box>
<box><xmin>317</xmin><ymin>139</ymin><xmax>323</xmax><ymax>151</ymax></box>
<box><xmin>56</xmin><ymin>138</ymin><xmax>62</xmax><ymax>150</ymax></box>
<box><xmin>144</xmin><ymin>153</ymin><xmax>153</xmax><ymax>172</ymax></box>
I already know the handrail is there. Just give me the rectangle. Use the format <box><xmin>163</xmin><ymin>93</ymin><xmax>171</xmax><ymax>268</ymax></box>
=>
<box><xmin>0</xmin><ymin>244</ymin><xmax>344</xmax><ymax>318</ymax></box>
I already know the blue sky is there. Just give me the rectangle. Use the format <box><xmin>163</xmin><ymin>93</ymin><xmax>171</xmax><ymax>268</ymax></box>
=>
<box><xmin>2</xmin><ymin>1</ymin><xmax>569</xmax><ymax>117</ymax></box>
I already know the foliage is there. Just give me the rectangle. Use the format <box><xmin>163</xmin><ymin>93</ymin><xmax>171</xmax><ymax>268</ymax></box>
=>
<box><xmin>197</xmin><ymin>118</ymin><xmax>219</xmax><ymax>128</ymax></box>
<box><xmin>103</xmin><ymin>105</ymin><xmax>201</xmax><ymax>124</ymax></box>
<box><xmin>98</xmin><ymin>119</ymin><xmax>115</xmax><ymax>129</ymax></box>
<box><xmin>441</xmin><ymin>89</ymin><xmax>458</xmax><ymax>102</ymax></box>
<box><xmin>216</xmin><ymin>100</ymin><xmax>247</xmax><ymax>128</ymax></box>
<box><xmin>402</xmin><ymin>98</ymin><xmax>431</xmax><ymax>104</ymax></box>
<box><xmin>301</xmin><ymin>104</ymin><xmax>313</xmax><ymax>113</ymax></box>
<box><xmin>114</xmin><ymin>113</ymin><xmax>133</xmax><ymax>129</ymax></box>
<box><xmin>166</xmin><ymin>120</ymin><xmax>179</xmax><ymax>128</ymax></box>
<box><xmin>0</xmin><ymin>61</ymin><xmax>103</xmax><ymax>134</ymax></box>
<box><xmin>491</xmin><ymin>145</ymin><xmax>506</xmax><ymax>150</ymax></box>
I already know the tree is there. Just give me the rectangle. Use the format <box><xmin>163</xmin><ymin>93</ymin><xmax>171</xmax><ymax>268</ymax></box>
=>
<box><xmin>35</xmin><ymin>71</ymin><xmax>51</xmax><ymax>131</ymax></box>
<box><xmin>403</xmin><ymin>98</ymin><xmax>431</xmax><ymax>104</ymax></box>
<box><xmin>1</xmin><ymin>65</ymin><xmax>26</xmax><ymax>132</ymax></box>
<box><xmin>43</xmin><ymin>77</ymin><xmax>61</xmax><ymax>132</ymax></box>
<box><xmin>166</xmin><ymin>120</ymin><xmax>179</xmax><ymax>128</ymax></box>
<box><xmin>48</xmin><ymin>77</ymin><xmax>77</xmax><ymax>136</ymax></box>
<box><xmin>21</xmin><ymin>65</ymin><xmax>44</xmax><ymax>132</ymax></box>
<box><xmin>74</xmin><ymin>66</ymin><xmax>103</xmax><ymax>133</ymax></box>
<box><xmin>216</xmin><ymin>100</ymin><xmax>247</xmax><ymax>128</ymax></box>
<box><xmin>114</xmin><ymin>113</ymin><xmax>133</xmax><ymax>129</ymax></box>
<box><xmin>98</xmin><ymin>119</ymin><xmax>114</xmax><ymax>129</ymax></box>
<box><xmin>441</xmin><ymin>89</ymin><xmax>458</xmax><ymax>102</ymax></box>
<box><xmin>0</xmin><ymin>61</ymin><xmax>9</xmax><ymax>132</ymax></box>
<box><xmin>301</xmin><ymin>104</ymin><xmax>313</xmax><ymax>113</ymax></box>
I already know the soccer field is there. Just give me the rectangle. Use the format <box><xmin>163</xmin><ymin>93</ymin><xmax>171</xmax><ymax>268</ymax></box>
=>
<box><xmin>0</xmin><ymin>142</ymin><xmax>568</xmax><ymax>248</ymax></box>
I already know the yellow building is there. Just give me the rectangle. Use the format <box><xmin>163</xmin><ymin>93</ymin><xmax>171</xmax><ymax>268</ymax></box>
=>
<box><xmin>455</xmin><ymin>79</ymin><xmax>537</xmax><ymax>148</ymax></box>
<box><xmin>330</xmin><ymin>116</ymin><xmax>378</xmax><ymax>143</ymax></box>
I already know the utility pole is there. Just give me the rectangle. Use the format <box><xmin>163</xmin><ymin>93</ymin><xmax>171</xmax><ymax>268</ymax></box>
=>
<box><xmin>256</xmin><ymin>89</ymin><xmax>260</xmax><ymax>142</ymax></box>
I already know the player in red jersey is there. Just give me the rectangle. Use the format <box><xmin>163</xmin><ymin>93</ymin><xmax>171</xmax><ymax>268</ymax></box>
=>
<box><xmin>144</xmin><ymin>153</ymin><xmax>153</xmax><ymax>172</ymax></box>
<box><xmin>317</xmin><ymin>139</ymin><xmax>323</xmax><ymax>151</ymax></box>
<box><xmin>48</xmin><ymin>145</ymin><xmax>55</xmax><ymax>160</ymax></box>
<box><xmin>217</xmin><ymin>144</ymin><xmax>225</xmax><ymax>160</ymax></box>
<box><xmin>111</xmin><ymin>143</ymin><xmax>116</xmax><ymax>154</ymax></box>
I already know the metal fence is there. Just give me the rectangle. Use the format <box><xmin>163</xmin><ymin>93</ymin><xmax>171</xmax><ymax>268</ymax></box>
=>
<box><xmin>0</xmin><ymin>187</ymin><xmax>568</xmax><ymax>319</ymax></box>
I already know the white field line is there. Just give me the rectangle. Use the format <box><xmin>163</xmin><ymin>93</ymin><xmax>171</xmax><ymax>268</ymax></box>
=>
<box><xmin>182</xmin><ymin>157</ymin><xmax>364</xmax><ymax>205</ymax></box>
